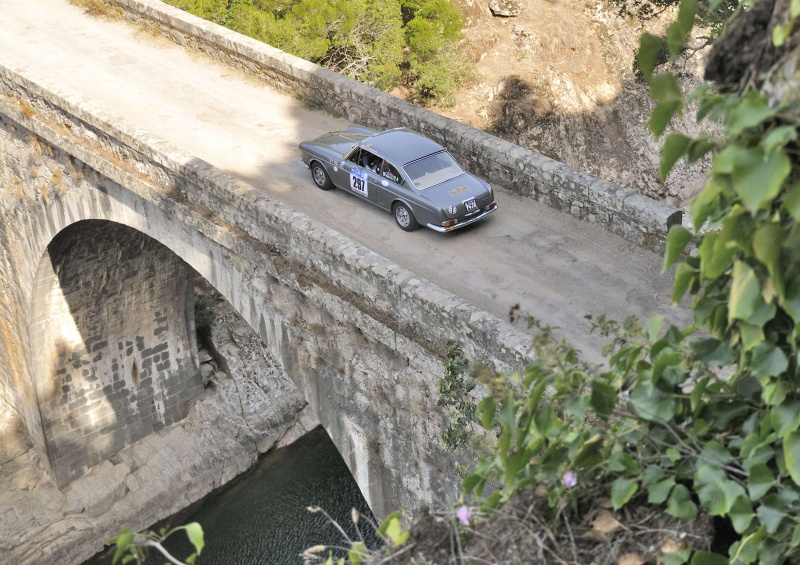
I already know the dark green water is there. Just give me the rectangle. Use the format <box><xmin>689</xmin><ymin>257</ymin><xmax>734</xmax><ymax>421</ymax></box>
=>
<box><xmin>86</xmin><ymin>427</ymin><xmax>379</xmax><ymax>564</ymax></box>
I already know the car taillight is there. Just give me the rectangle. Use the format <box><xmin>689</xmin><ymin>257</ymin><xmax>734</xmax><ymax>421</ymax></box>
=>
<box><xmin>442</xmin><ymin>219</ymin><xmax>458</xmax><ymax>228</ymax></box>
<box><xmin>485</xmin><ymin>201</ymin><xmax>497</xmax><ymax>211</ymax></box>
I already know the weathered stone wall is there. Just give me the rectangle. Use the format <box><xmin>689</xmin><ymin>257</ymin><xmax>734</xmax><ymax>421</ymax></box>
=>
<box><xmin>30</xmin><ymin>221</ymin><xmax>202</xmax><ymax>487</ymax></box>
<box><xmin>111</xmin><ymin>0</ymin><xmax>682</xmax><ymax>251</ymax></box>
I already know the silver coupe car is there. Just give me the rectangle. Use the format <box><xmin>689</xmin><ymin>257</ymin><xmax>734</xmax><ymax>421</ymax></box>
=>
<box><xmin>298</xmin><ymin>126</ymin><xmax>497</xmax><ymax>232</ymax></box>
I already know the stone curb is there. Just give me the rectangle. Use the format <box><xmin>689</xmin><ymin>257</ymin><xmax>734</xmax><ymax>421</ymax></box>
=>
<box><xmin>112</xmin><ymin>0</ymin><xmax>681</xmax><ymax>252</ymax></box>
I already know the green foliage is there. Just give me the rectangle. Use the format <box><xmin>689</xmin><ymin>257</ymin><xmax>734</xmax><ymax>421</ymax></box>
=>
<box><xmin>163</xmin><ymin>0</ymin><xmax>468</xmax><ymax>105</ymax></box>
<box><xmin>455</xmin><ymin>2</ymin><xmax>800</xmax><ymax>563</ymax></box>
<box><xmin>437</xmin><ymin>340</ymin><xmax>477</xmax><ymax>451</ymax></box>
<box><xmin>194</xmin><ymin>295</ymin><xmax>216</xmax><ymax>335</ymax></box>
<box><xmin>107</xmin><ymin>523</ymin><xmax>204</xmax><ymax>564</ymax></box>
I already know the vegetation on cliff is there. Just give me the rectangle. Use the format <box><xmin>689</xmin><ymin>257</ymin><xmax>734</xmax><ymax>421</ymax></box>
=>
<box><xmin>162</xmin><ymin>0</ymin><xmax>470</xmax><ymax>106</ymax></box>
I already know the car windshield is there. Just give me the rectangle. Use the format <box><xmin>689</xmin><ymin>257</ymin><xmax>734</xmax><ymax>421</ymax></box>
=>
<box><xmin>402</xmin><ymin>152</ymin><xmax>464</xmax><ymax>190</ymax></box>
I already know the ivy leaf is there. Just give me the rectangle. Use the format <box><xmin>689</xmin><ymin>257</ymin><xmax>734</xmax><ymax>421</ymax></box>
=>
<box><xmin>727</xmin><ymin>92</ymin><xmax>778</xmax><ymax>136</ymax></box>
<box><xmin>666</xmin><ymin>0</ymin><xmax>698</xmax><ymax>58</ymax></box>
<box><xmin>649</xmin><ymin>73</ymin><xmax>683</xmax><ymax>137</ymax></box>
<box><xmin>762</xmin><ymin>125</ymin><xmax>797</xmax><ymax>154</ymax></box>
<box><xmin>184</xmin><ymin>523</ymin><xmax>204</xmax><ymax>556</ymax></box>
<box><xmin>730</xmin><ymin>495</ymin><xmax>755</xmax><ymax>534</ymax></box>
<box><xmin>783</xmin><ymin>431</ymin><xmax>800</xmax><ymax>486</ymax></box>
<box><xmin>751</xmin><ymin>342</ymin><xmax>788</xmax><ymax>379</ymax></box>
<box><xmin>673</xmin><ymin>262</ymin><xmax>698</xmax><ymax>304</ymax></box>
<box><xmin>690</xmin><ymin>178</ymin><xmax>723</xmax><ymax>228</ymax></box>
<box><xmin>112</xmin><ymin>530</ymin><xmax>134</xmax><ymax>565</ymax></box>
<box><xmin>690</xmin><ymin>551</ymin><xmax>729</xmax><ymax>565</ymax></box>
<box><xmin>782</xmin><ymin>181</ymin><xmax>800</xmax><ymax>222</ymax></box>
<box><xmin>748</xmin><ymin>463</ymin><xmax>775</xmax><ymax>500</ymax></box>
<box><xmin>647</xmin><ymin>477</ymin><xmax>675</xmax><ymax>504</ymax></box>
<box><xmin>637</xmin><ymin>32</ymin><xmax>663</xmax><ymax>81</ymax></box>
<box><xmin>728</xmin><ymin>261</ymin><xmax>762</xmax><ymax>323</ymax></box>
<box><xmin>694</xmin><ymin>465</ymin><xmax>745</xmax><ymax>516</ymax></box>
<box><xmin>611</xmin><ymin>477</ymin><xmax>638</xmax><ymax>510</ymax></box>
<box><xmin>729</xmin><ymin>146</ymin><xmax>791</xmax><ymax>213</ymax></box>
<box><xmin>667</xmin><ymin>484</ymin><xmax>698</xmax><ymax>521</ymax></box>
<box><xmin>631</xmin><ymin>380</ymin><xmax>674</xmax><ymax>421</ymax></box>
<box><xmin>752</xmin><ymin>222</ymin><xmax>784</xmax><ymax>297</ymax></box>
<box><xmin>590</xmin><ymin>379</ymin><xmax>616</xmax><ymax>418</ymax></box>
<box><xmin>756</xmin><ymin>494</ymin><xmax>787</xmax><ymax>534</ymax></box>
<box><xmin>664</xmin><ymin>225</ymin><xmax>693</xmax><ymax>270</ymax></box>
<box><xmin>660</xmin><ymin>133</ymin><xmax>692</xmax><ymax>180</ymax></box>
<box><xmin>690</xmin><ymin>338</ymin><xmax>734</xmax><ymax>366</ymax></box>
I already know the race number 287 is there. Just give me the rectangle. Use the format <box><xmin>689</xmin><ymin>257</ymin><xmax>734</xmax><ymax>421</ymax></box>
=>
<box><xmin>350</xmin><ymin>168</ymin><xmax>369</xmax><ymax>197</ymax></box>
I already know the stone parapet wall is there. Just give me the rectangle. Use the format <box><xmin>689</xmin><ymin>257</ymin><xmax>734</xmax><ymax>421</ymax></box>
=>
<box><xmin>112</xmin><ymin>0</ymin><xmax>681</xmax><ymax>252</ymax></box>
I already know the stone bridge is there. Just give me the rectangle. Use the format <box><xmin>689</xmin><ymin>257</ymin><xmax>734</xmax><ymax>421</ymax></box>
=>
<box><xmin>0</xmin><ymin>0</ymin><xmax>686</xmax><ymax>562</ymax></box>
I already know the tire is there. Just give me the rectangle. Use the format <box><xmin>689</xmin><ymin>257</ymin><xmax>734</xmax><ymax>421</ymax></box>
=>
<box><xmin>393</xmin><ymin>202</ymin><xmax>419</xmax><ymax>232</ymax></box>
<box><xmin>310</xmin><ymin>162</ymin><xmax>333</xmax><ymax>190</ymax></box>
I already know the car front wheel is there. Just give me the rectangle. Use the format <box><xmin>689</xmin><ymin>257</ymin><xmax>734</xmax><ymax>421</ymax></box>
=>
<box><xmin>393</xmin><ymin>202</ymin><xmax>419</xmax><ymax>232</ymax></box>
<box><xmin>311</xmin><ymin>162</ymin><xmax>333</xmax><ymax>190</ymax></box>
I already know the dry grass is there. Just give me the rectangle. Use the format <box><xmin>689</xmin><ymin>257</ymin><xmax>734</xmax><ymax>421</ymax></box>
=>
<box><xmin>68</xmin><ymin>0</ymin><xmax>122</xmax><ymax>19</ymax></box>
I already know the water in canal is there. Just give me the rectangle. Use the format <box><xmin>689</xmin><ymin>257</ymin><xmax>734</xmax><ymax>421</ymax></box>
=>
<box><xmin>86</xmin><ymin>426</ymin><xmax>380</xmax><ymax>564</ymax></box>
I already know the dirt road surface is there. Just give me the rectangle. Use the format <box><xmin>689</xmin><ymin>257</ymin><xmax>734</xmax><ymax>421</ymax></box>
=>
<box><xmin>0</xmin><ymin>0</ymin><xmax>690</xmax><ymax>364</ymax></box>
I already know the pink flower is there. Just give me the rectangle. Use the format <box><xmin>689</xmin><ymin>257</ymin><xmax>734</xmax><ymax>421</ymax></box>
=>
<box><xmin>562</xmin><ymin>470</ymin><xmax>577</xmax><ymax>489</ymax></box>
<box><xmin>456</xmin><ymin>505</ymin><xmax>471</xmax><ymax>526</ymax></box>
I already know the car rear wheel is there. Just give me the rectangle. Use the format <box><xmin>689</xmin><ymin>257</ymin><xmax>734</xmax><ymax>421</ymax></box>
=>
<box><xmin>393</xmin><ymin>202</ymin><xmax>419</xmax><ymax>232</ymax></box>
<box><xmin>311</xmin><ymin>162</ymin><xmax>333</xmax><ymax>190</ymax></box>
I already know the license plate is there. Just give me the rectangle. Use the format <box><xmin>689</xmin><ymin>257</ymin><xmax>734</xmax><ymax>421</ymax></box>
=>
<box><xmin>464</xmin><ymin>198</ymin><xmax>478</xmax><ymax>212</ymax></box>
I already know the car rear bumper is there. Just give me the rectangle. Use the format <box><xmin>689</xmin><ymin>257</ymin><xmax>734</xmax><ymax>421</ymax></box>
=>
<box><xmin>426</xmin><ymin>205</ymin><xmax>497</xmax><ymax>233</ymax></box>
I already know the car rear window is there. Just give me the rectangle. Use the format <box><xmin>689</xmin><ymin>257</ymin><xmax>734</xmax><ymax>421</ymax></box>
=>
<box><xmin>403</xmin><ymin>152</ymin><xmax>464</xmax><ymax>190</ymax></box>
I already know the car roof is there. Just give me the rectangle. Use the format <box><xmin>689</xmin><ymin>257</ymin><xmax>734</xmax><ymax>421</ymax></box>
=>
<box><xmin>359</xmin><ymin>128</ymin><xmax>445</xmax><ymax>166</ymax></box>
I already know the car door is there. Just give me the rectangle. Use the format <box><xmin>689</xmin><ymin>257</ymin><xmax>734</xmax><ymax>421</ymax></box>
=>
<box><xmin>339</xmin><ymin>148</ymin><xmax>382</xmax><ymax>207</ymax></box>
<box><xmin>374</xmin><ymin>160</ymin><xmax>411</xmax><ymax>211</ymax></box>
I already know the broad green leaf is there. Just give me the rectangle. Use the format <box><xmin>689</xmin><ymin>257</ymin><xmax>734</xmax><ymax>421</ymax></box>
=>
<box><xmin>793</xmin><ymin>0</ymin><xmax>800</xmax><ymax>17</ymax></box>
<box><xmin>664</xmin><ymin>225</ymin><xmax>693</xmax><ymax>270</ymax></box>
<box><xmin>630</xmin><ymin>380</ymin><xmax>674</xmax><ymax>421</ymax></box>
<box><xmin>462</xmin><ymin>473</ymin><xmax>484</xmax><ymax>495</ymax></box>
<box><xmin>611</xmin><ymin>477</ymin><xmax>638</xmax><ymax>510</ymax></box>
<box><xmin>184</xmin><ymin>523</ymin><xmax>204</xmax><ymax>556</ymax></box>
<box><xmin>647</xmin><ymin>477</ymin><xmax>675</xmax><ymax>504</ymax></box>
<box><xmin>770</xmin><ymin>401</ymin><xmax>800</xmax><ymax>435</ymax></box>
<box><xmin>660</xmin><ymin>133</ymin><xmax>692</xmax><ymax>180</ymax></box>
<box><xmin>666</xmin><ymin>484</ymin><xmax>698</xmax><ymax>521</ymax></box>
<box><xmin>383</xmin><ymin>516</ymin><xmax>409</xmax><ymax>546</ymax></box>
<box><xmin>712</xmin><ymin>144</ymin><xmax>747</xmax><ymax>175</ymax></box>
<box><xmin>666</xmin><ymin>0</ymin><xmax>698</xmax><ymax>57</ymax></box>
<box><xmin>762</xmin><ymin>125</ymin><xmax>797</xmax><ymax>154</ymax></box>
<box><xmin>687</xmin><ymin>135</ymin><xmax>716</xmax><ymax>163</ymax></box>
<box><xmin>649</xmin><ymin>73</ymin><xmax>683</xmax><ymax>136</ymax></box>
<box><xmin>782</xmin><ymin>181</ymin><xmax>800</xmax><ymax>222</ymax></box>
<box><xmin>751</xmin><ymin>342</ymin><xmax>788</xmax><ymax>379</ymax></box>
<box><xmin>662</xmin><ymin>547</ymin><xmax>692</xmax><ymax>565</ymax></box>
<box><xmin>783</xmin><ymin>277</ymin><xmax>800</xmax><ymax>323</ymax></box>
<box><xmin>690</xmin><ymin>550</ymin><xmax>729</xmax><ymax>565</ymax></box>
<box><xmin>698</xmin><ymin>232</ymin><xmax>734</xmax><ymax>281</ymax></box>
<box><xmin>690</xmin><ymin>339</ymin><xmax>734</xmax><ymax>366</ymax></box>
<box><xmin>673</xmin><ymin>261</ymin><xmax>697</xmax><ymax>304</ymax></box>
<box><xmin>728</xmin><ymin>261</ymin><xmax>762</xmax><ymax>323</ymax></box>
<box><xmin>731</xmin><ymin>147</ymin><xmax>791</xmax><ymax>213</ymax></box>
<box><xmin>739</xmin><ymin>322</ymin><xmax>765</xmax><ymax>352</ymax></box>
<box><xmin>646</xmin><ymin>315</ymin><xmax>664</xmax><ymax>342</ymax></box>
<box><xmin>773</xmin><ymin>23</ymin><xmax>790</xmax><ymax>46</ymax></box>
<box><xmin>748</xmin><ymin>463</ymin><xmax>775</xmax><ymax>500</ymax></box>
<box><xmin>753</xmin><ymin>222</ymin><xmax>784</xmax><ymax>296</ymax></box>
<box><xmin>727</xmin><ymin>92</ymin><xmax>778</xmax><ymax>135</ymax></box>
<box><xmin>730</xmin><ymin>495</ymin><xmax>755</xmax><ymax>534</ymax></box>
<box><xmin>783</xmin><ymin>431</ymin><xmax>800</xmax><ymax>486</ymax></box>
<box><xmin>477</xmin><ymin>396</ymin><xmax>496</xmax><ymax>430</ymax></box>
<box><xmin>112</xmin><ymin>531</ymin><xmax>134</xmax><ymax>565</ymax></box>
<box><xmin>695</xmin><ymin>464</ymin><xmax>745</xmax><ymax>516</ymax></box>
<box><xmin>756</xmin><ymin>494</ymin><xmax>786</xmax><ymax>534</ymax></box>
<box><xmin>590</xmin><ymin>379</ymin><xmax>616</xmax><ymax>418</ymax></box>
<box><xmin>690</xmin><ymin>178</ymin><xmax>723</xmax><ymax>228</ymax></box>
<box><xmin>637</xmin><ymin>32</ymin><xmax>663</xmax><ymax>80</ymax></box>
<box><xmin>700</xmin><ymin>441</ymin><xmax>733</xmax><ymax>465</ymax></box>
<box><xmin>348</xmin><ymin>541</ymin><xmax>367</xmax><ymax>565</ymax></box>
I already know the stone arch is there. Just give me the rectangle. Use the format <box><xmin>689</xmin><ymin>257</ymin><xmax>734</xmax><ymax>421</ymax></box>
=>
<box><xmin>29</xmin><ymin>220</ymin><xmax>202</xmax><ymax>486</ymax></box>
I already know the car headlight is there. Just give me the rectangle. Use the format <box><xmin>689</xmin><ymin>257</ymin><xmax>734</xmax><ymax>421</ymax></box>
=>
<box><xmin>448</xmin><ymin>205</ymin><xmax>457</xmax><ymax>215</ymax></box>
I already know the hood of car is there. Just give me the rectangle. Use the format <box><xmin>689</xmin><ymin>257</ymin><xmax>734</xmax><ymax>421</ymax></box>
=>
<box><xmin>419</xmin><ymin>174</ymin><xmax>491</xmax><ymax>207</ymax></box>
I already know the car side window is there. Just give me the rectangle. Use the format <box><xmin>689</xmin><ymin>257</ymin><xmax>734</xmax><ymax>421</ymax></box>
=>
<box><xmin>381</xmin><ymin>162</ymin><xmax>402</xmax><ymax>185</ymax></box>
